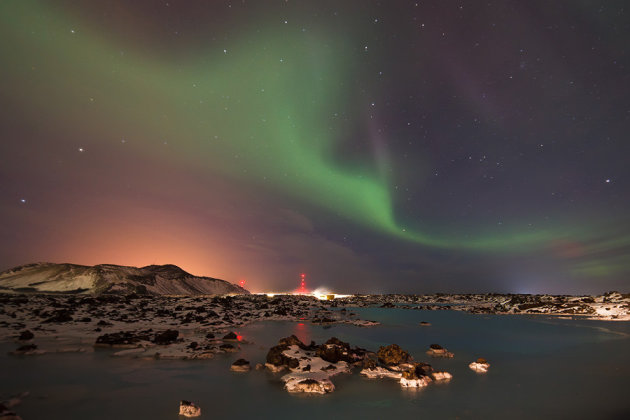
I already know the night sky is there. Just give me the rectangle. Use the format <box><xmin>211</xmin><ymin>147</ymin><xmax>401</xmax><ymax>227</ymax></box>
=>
<box><xmin>1</xmin><ymin>1</ymin><xmax>628</xmax><ymax>294</ymax></box>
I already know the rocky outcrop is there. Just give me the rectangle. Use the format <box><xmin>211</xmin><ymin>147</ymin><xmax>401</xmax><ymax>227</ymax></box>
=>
<box><xmin>316</xmin><ymin>337</ymin><xmax>365</xmax><ymax>364</ymax></box>
<box><xmin>469</xmin><ymin>358</ymin><xmax>490</xmax><ymax>373</ymax></box>
<box><xmin>377</xmin><ymin>344</ymin><xmax>411</xmax><ymax>365</ymax></box>
<box><xmin>265</xmin><ymin>336</ymin><xmax>304</xmax><ymax>371</ymax></box>
<box><xmin>230</xmin><ymin>358</ymin><xmax>251</xmax><ymax>372</ymax></box>
<box><xmin>153</xmin><ymin>329</ymin><xmax>179</xmax><ymax>345</ymax></box>
<box><xmin>426</xmin><ymin>344</ymin><xmax>454</xmax><ymax>358</ymax></box>
<box><xmin>178</xmin><ymin>400</ymin><xmax>201</xmax><ymax>417</ymax></box>
<box><xmin>284</xmin><ymin>378</ymin><xmax>335</xmax><ymax>394</ymax></box>
<box><xmin>223</xmin><ymin>332</ymin><xmax>238</xmax><ymax>340</ymax></box>
<box><xmin>263</xmin><ymin>338</ymin><xmax>452</xmax><ymax>393</ymax></box>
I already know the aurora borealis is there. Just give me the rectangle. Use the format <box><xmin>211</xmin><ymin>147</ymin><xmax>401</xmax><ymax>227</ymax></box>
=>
<box><xmin>1</xmin><ymin>1</ymin><xmax>628</xmax><ymax>293</ymax></box>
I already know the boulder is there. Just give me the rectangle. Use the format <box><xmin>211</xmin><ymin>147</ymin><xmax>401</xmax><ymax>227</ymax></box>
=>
<box><xmin>400</xmin><ymin>375</ymin><xmax>432</xmax><ymax>388</ymax></box>
<box><xmin>95</xmin><ymin>331</ymin><xmax>151</xmax><ymax>347</ymax></box>
<box><xmin>222</xmin><ymin>331</ymin><xmax>238</xmax><ymax>340</ymax></box>
<box><xmin>219</xmin><ymin>343</ymin><xmax>238</xmax><ymax>353</ymax></box>
<box><xmin>316</xmin><ymin>337</ymin><xmax>364</xmax><ymax>364</ymax></box>
<box><xmin>278</xmin><ymin>334</ymin><xmax>308</xmax><ymax>349</ymax></box>
<box><xmin>264</xmin><ymin>336</ymin><xmax>307</xmax><ymax>369</ymax></box>
<box><xmin>179</xmin><ymin>400</ymin><xmax>201</xmax><ymax>417</ymax></box>
<box><xmin>469</xmin><ymin>358</ymin><xmax>490</xmax><ymax>373</ymax></box>
<box><xmin>18</xmin><ymin>330</ymin><xmax>34</xmax><ymax>341</ymax></box>
<box><xmin>230</xmin><ymin>358</ymin><xmax>251</xmax><ymax>372</ymax></box>
<box><xmin>426</xmin><ymin>344</ymin><xmax>454</xmax><ymax>358</ymax></box>
<box><xmin>284</xmin><ymin>378</ymin><xmax>335</xmax><ymax>394</ymax></box>
<box><xmin>43</xmin><ymin>309</ymin><xmax>73</xmax><ymax>323</ymax></box>
<box><xmin>431</xmin><ymin>371</ymin><xmax>453</xmax><ymax>381</ymax></box>
<box><xmin>377</xmin><ymin>344</ymin><xmax>411</xmax><ymax>365</ymax></box>
<box><xmin>153</xmin><ymin>329</ymin><xmax>179</xmax><ymax>345</ymax></box>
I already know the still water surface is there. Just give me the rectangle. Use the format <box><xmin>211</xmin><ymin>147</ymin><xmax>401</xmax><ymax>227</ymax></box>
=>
<box><xmin>3</xmin><ymin>308</ymin><xmax>629</xmax><ymax>419</ymax></box>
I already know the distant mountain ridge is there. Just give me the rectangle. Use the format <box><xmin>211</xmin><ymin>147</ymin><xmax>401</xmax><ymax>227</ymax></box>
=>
<box><xmin>0</xmin><ymin>262</ymin><xmax>249</xmax><ymax>295</ymax></box>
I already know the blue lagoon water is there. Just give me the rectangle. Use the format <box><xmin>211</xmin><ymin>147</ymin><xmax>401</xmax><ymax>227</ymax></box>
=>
<box><xmin>3</xmin><ymin>308</ymin><xmax>629</xmax><ymax>419</ymax></box>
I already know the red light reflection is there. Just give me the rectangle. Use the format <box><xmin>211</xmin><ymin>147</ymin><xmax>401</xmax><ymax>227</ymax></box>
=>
<box><xmin>293</xmin><ymin>322</ymin><xmax>311</xmax><ymax>345</ymax></box>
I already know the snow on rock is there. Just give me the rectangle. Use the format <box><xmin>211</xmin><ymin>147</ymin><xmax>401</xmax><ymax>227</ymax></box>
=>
<box><xmin>230</xmin><ymin>358</ymin><xmax>251</xmax><ymax>372</ymax></box>
<box><xmin>360</xmin><ymin>366</ymin><xmax>402</xmax><ymax>379</ymax></box>
<box><xmin>0</xmin><ymin>262</ymin><xmax>248</xmax><ymax>296</ymax></box>
<box><xmin>426</xmin><ymin>344</ymin><xmax>454</xmax><ymax>358</ymax></box>
<box><xmin>469</xmin><ymin>358</ymin><xmax>490</xmax><ymax>373</ymax></box>
<box><xmin>179</xmin><ymin>400</ymin><xmax>201</xmax><ymax>417</ymax></box>
<box><xmin>279</xmin><ymin>344</ymin><xmax>351</xmax><ymax>394</ymax></box>
<box><xmin>400</xmin><ymin>376</ymin><xmax>432</xmax><ymax>388</ymax></box>
<box><xmin>431</xmin><ymin>371</ymin><xmax>453</xmax><ymax>381</ymax></box>
<box><xmin>284</xmin><ymin>378</ymin><xmax>335</xmax><ymax>394</ymax></box>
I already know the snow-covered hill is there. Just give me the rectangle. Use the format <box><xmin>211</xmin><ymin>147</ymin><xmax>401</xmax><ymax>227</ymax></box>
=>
<box><xmin>0</xmin><ymin>263</ymin><xmax>249</xmax><ymax>295</ymax></box>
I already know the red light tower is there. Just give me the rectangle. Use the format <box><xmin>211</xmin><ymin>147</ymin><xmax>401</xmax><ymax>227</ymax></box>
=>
<box><xmin>239</xmin><ymin>279</ymin><xmax>246</xmax><ymax>288</ymax></box>
<box><xmin>300</xmin><ymin>273</ymin><xmax>306</xmax><ymax>293</ymax></box>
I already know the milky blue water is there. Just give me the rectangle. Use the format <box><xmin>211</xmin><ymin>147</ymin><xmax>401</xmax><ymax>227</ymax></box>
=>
<box><xmin>3</xmin><ymin>308</ymin><xmax>629</xmax><ymax>419</ymax></box>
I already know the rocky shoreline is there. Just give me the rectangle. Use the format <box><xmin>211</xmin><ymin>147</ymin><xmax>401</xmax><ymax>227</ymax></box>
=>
<box><xmin>1</xmin><ymin>291</ymin><xmax>627</xmax><ymax>357</ymax></box>
<box><xmin>331</xmin><ymin>291</ymin><xmax>630</xmax><ymax>321</ymax></box>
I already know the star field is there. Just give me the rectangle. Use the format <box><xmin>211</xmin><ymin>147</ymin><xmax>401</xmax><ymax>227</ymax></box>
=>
<box><xmin>0</xmin><ymin>1</ymin><xmax>628</xmax><ymax>293</ymax></box>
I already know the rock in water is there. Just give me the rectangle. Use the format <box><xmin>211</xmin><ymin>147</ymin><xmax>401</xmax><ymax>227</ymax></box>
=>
<box><xmin>284</xmin><ymin>378</ymin><xmax>335</xmax><ymax>394</ymax></box>
<box><xmin>431</xmin><ymin>371</ymin><xmax>453</xmax><ymax>381</ymax></box>
<box><xmin>400</xmin><ymin>375</ymin><xmax>432</xmax><ymax>388</ymax></box>
<box><xmin>377</xmin><ymin>344</ymin><xmax>411</xmax><ymax>365</ymax></box>
<box><xmin>179</xmin><ymin>400</ymin><xmax>201</xmax><ymax>417</ymax></box>
<box><xmin>469</xmin><ymin>358</ymin><xmax>490</xmax><ymax>373</ymax></box>
<box><xmin>230</xmin><ymin>358</ymin><xmax>251</xmax><ymax>372</ymax></box>
<box><xmin>426</xmin><ymin>343</ymin><xmax>454</xmax><ymax>358</ymax></box>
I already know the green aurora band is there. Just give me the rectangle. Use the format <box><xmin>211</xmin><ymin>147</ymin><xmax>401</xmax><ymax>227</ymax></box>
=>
<box><xmin>2</xmin><ymin>1</ymin><xmax>629</xmax><ymax>275</ymax></box>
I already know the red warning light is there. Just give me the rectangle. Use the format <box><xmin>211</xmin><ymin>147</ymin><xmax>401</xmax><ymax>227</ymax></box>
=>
<box><xmin>239</xmin><ymin>279</ymin><xmax>246</xmax><ymax>288</ymax></box>
<box><xmin>299</xmin><ymin>273</ymin><xmax>306</xmax><ymax>293</ymax></box>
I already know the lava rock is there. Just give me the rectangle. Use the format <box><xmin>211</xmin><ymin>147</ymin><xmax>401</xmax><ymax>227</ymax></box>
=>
<box><xmin>179</xmin><ymin>400</ymin><xmax>201</xmax><ymax>417</ymax></box>
<box><xmin>95</xmin><ymin>330</ymin><xmax>151</xmax><ymax>346</ymax></box>
<box><xmin>43</xmin><ymin>309</ymin><xmax>73</xmax><ymax>323</ymax></box>
<box><xmin>426</xmin><ymin>344</ymin><xmax>454</xmax><ymax>358</ymax></box>
<box><xmin>285</xmin><ymin>378</ymin><xmax>335</xmax><ymax>394</ymax></box>
<box><xmin>266</xmin><ymin>344</ymin><xmax>299</xmax><ymax>369</ymax></box>
<box><xmin>230</xmin><ymin>358</ymin><xmax>251</xmax><ymax>372</ymax></box>
<box><xmin>153</xmin><ymin>329</ymin><xmax>179</xmax><ymax>345</ymax></box>
<box><xmin>222</xmin><ymin>331</ymin><xmax>238</xmax><ymax>340</ymax></box>
<box><xmin>377</xmin><ymin>344</ymin><xmax>411</xmax><ymax>365</ymax></box>
<box><xmin>18</xmin><ymin>330</ymin><xmax>34</xmax><ymax>341</ymax></box>
<box><xmin>469</xmin><ymin>357</ymin><xmax>490</xmax><ymax>373</ymax></box>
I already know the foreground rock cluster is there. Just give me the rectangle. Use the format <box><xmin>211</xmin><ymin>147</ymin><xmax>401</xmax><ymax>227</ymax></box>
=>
<box><xmin>249</xmin><ymin>335</ymin><xmax>457</xmax><ymax>394</ymax></box>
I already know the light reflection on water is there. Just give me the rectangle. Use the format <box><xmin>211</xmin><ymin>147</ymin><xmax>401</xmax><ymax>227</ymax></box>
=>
<box><xmin>2</xmin><ymin>309</ymin><xmax>630</xmax><ymax>419</ymax></box>
<box><xmin>292</xmin><ymin>322</ymin><xmax>311</xmax><ymax>345</ymax></box>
